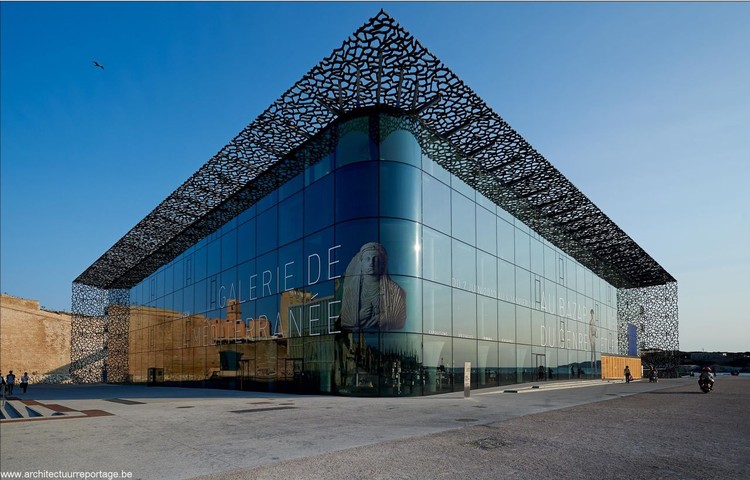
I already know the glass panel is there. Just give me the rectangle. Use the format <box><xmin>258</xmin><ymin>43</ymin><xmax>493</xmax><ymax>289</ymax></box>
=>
<box><xmin>334</xmin><ymin>331</ymin><xmax>379</xmax><ymax>395</ymax></box>
<box><xmin>423</xmin><ymin>335</ymin><xmax>453</xmax><ymax>394</ymax></box>
<box><xmin>498</xmin><ymin>300</ymin><xmax>515</xmax><ymax>343</ymax></box>
<box><xmin>221</xmin><ymin>228</ymin><xmax>237</xmax><ymax>272</ymax></box>
<box><xmin>497</xmin><ymin>218</ymin><xmax>514</xmax><ymax>261</ymax></box>
<box><xmin>477</xmin><ymin>296</ymin><xmax>497</xmax><ymax>341</ymax></box>
<box><xmin>423</xmin><ymin>280</ymin><xmax>452</xmax><ymax>336</ymax></box>
<box><xmin>336</xmin><ymin>117</ymin><xmax>374</xmax><ymax>167</ymax></box>
<box><xmin>207</xmin><ymin>238</ymin><xmax>221</xmax><ymax>278</ymax></box>
<box><xmin>422</xmin><ymin>173</ymin><xmax>451</xmax><ymax>234</ymax></box>
<box><xmin>304</xmin><ymin>174</ymin><xmax>334</xmax><ymax>235</ymax></box>
<box><xmin>335</xmin><ymin>219</ymin><xmax>379</xmax><ymax>279</ymax></box>
<box><xmin>380</xmin><ymin>128</ymin><xmax>421</xmax><ymax>167</ymax></box>
<box><xmin>542</xmin><ymin>279</ymin><xmax>557</xmax><ymax>316</ymax></box>
<box><xmin>497</xmin><ymin>205</ymin><xmax>513</xmax><ymax>224</ymax></box>
<box><xmin>279</xmin><ymin>172</ymin><xmax>303</xmax><ymax>200</ymax></box>
<box><xmin>515</xmin><ymin>267</ymin><xmax>531</xmax><ymax>307</ymax></box>
<box><xmin>304</xmin><ymin>227</ymin><xmax>335</xmax><ymax>287</ymax></box>
<box><xmin>297</xmin><ymin>279</ymin><xmax>337</xmax><ymax>337</ymax></box>
<box><xmin>476</xmin><ymin>190</ymin><xmax>496</xmax><ymax>213</ymax></box>
<box><xmin>531</xmin><ymin>309</ymin><xmax>545</xmax><ymax>347</ymax></box>
<box><xmin>451</xmin><ymin>239</ymin><xmax>475</xmax><ymax>292</ymax></box>
<box><xmin>256</xmin><ymin>295</ymin><xmax>280</xmax><ymax>336</ymax></box>
<box><xmin>544</xmin><ymin>245</ymin><xmax>557</xmax><ymax>282</ymax></box>
<box><xmin>256</xmin><ymin>189</ymin><xmax>278</xmax><ymax>215</ymax></box>
<box><xmin>516</xmin><ymin>306</ymin><xmax>532</xmax><ymax>345</ymax></box>
<box><xmin>422</xmin><ymin>227</ymin><xmax>451</xmax><ymax>286</ymax></box>
<box><xmin>220</xmin><ymin>267</ymin><xmax>238</xmax><ymax>313</ymax></box>
<box><xmin>452</xmin><ymin>337</ymin><xmax>477</xmax><ymax>391</ymax></box>
<box><xmin>498</xmin><ymin>342</ymin><xmax>516</xmax><ymax>385</ymax></box>
<box><xmin>476</xmin><ymin>205</ymin><xmax>496</xmax><ymax>255</ymax></box>
<box><xmin>451</xmin><ymin>190</ymin><xmax>475</xmax><ymax>246</ymax></box>
<box><xmin>422</xmin><ymin>148</ymin><xmax>451</xmax><ymax>182</ymax></box>
<box><xmin>452</xmin><ymin>175</ymin><xmax>475</xmax><ymax>201</ymax></box>
<box><xmin>389</xmin><ymin>275</ymin><xmax>422</xmax><ymax>334</ymax></box>
<box><xmin>477</xmin><ymin>340</ymin><xmax>498</xmax><ymax>388</ymax></box>
<box><xmin>380</xmin><ymin>333</ymin><xmax>423</xmax><ymax>396</ymax></box>
<box><xmin>546</xmin><ymin>348</ymin><xmax>560</xmax><ymax>380</ymax></box>
<box><xmin>193</xmin><ymin>246</ymin><xmax>207</xmax><ymax>283</ymax></box>
<box><xmin>517</xmin><ymin>344</ymin><xmax>532</xmax><ymax>383</ymax></box>
<box><xmin>380</xmin><ymin>161</ymin><xmax>421</xmax><ymax>222</ymax></box>
<box><xmin>163</xmin><ymin>265</ymin><xmax>174</xmax><ymax>297</ymax></box>
<box><xmin>379</xmin><ymin>218</ymin><xmax>421</xmax><ymax>277</ymax></box>
<box><xmin>498</xmin><ymin>259</ymin><xmax>515</xmax><ymax>304</ymax></box>
<box><xmin>237</xmin><ymin>218</ymin><xmax>256</xmax><ymax>264</ymax></box>
<box><xmin>515</xmin><ymin>218</ymin><xmax>530</xmax><ymax>233</ymax></box>
<box><xmin>305</xmin><ymin>153</ymin><xmax>333</xmax><ymax>186</ymax></box>
<box><xmin>256</xmin><ymin>250</ymin><xmax>279</xmax><ymax>299</ymax></box>
<box><xmin>278</xmin><ymin>240</ymin><xmax>304</xmax><ymax>292</ymax></box>
<box><xmin>514</xmin><ymin>228</ymin><xmax>530</xmax><ymax>269</ymax></box>
<box><xmin>173</xmin><ymin>258</ymin><xmax>184</xmax><ymax>291</ymax></box>
<box><xmin>173</xmin><ymin>287</ymin><xmax>184</xmax><ymax>317</ymax></box>
<box><xmin>335</xmin><ymin>162</ymin><xmax>378</xmax><ymax>222</ymax></box>
<box><xmin>194</xmin><ymin>279</ymin><xmax>208</xmax><ymax>317</ymax></box>
<box><xmin>236</xmin><ymin>204</ymin><xmax>256</xmax><ymax>226</ymax></box>
<box><xmin>256</xmin><ymin>205</ymin><xmax>278</xmax><ymax>256</ymax></box>
<box><xmin>278</xmin><ymin>190</ymin><xmax>303</xmax><ymax>246</ymax></box>
<box><xmin>477</xmin><ymin>250</ymin><xmax>497</xmax><ymax>299</ymax></box>
<box><xmin>237</xmin><ymin>260</ymin><xmax>257</xmax><ymax>303</ymax></box>
<box><xmin>452</xmin><ymin>288</ymin><xmax>476</xmax><ymax>339</ymax></box>
<box><xmin>530</xmin><ymin>237</ymin><xmax>544</xmax><ymax>275</ymax></box>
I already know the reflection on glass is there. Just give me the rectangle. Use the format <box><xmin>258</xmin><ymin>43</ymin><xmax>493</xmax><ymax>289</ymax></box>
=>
<box><xmin>115</xmin><ymin>112</ymin><xmax>624</xmax><ymax>397</ymax></box>
<box><xmin>422</xmin><ymin>173</ymin><xmax>451</xmax><ymax>233</ymax></box>
<box><xmin>340</xmin><ymin>242</ymin><xmax>407</xmax><ymax>331</ymax></box>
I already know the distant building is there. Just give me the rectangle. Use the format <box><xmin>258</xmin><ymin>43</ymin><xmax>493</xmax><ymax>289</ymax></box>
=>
<box><xmin>72</xmin><ymin>11</ymin><xmax>678</xmax><ymax>395</ymax></box>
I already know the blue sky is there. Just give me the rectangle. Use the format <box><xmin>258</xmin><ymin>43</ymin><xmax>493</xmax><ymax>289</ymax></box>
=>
<box><xmin>2</xmin><ymin>2</ymin><xmax>748</xmax><ymax>352</ymax></box>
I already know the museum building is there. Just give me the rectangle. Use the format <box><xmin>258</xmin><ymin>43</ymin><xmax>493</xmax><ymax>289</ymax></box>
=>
<box><xmin>72</xmin><ymin>11</ymin><xmax>678</xmax><ymax>396</ymax></box>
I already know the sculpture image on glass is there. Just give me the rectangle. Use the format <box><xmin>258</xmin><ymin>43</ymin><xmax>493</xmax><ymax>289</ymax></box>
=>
<box><xmin>589</xmin><ymin>308</ymin><xmax>598</xmax><ymax>371</ymax></box>
<box><xmin>339</xmin><ymin>242</ymin><xmax>407</xmax><ymax>330</ymax></box>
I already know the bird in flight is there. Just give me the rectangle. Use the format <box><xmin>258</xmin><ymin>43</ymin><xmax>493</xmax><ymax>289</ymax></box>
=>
<box><xmin>93</xmin><ymin>61</ymin><xmax>105</xmax><ymax>70</ymax></box>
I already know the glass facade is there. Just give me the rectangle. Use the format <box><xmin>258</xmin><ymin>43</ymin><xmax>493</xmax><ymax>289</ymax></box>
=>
<box><xmin>126</xmin><ymin>112</ymin><xmax>619</xmax><ymax>396</ymax></box>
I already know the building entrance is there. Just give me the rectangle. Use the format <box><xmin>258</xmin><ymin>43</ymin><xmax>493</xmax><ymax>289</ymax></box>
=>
<box><xmin>534</xmin><ymin>354</ymin><xmax>547</xmax><ymax>381</ymax></box>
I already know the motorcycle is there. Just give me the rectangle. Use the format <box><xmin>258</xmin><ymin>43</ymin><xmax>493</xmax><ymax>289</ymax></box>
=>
<box><xmin>698</xmin><ymin>376</ymin><xmax>713</xmax><ymax>393</ymax></box>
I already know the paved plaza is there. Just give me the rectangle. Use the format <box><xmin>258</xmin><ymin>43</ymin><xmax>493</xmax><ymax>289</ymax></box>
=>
<box><xmin>1</xmin><ymin>376</ymin><xmax>748</xmax><ymax>479</ymax></box>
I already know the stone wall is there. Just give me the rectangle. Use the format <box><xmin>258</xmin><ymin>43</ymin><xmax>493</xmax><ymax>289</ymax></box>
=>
<box><xmin>0</xmin><ymin>294</ymin><xmax>72</xmax><ymax>383</ymax></box>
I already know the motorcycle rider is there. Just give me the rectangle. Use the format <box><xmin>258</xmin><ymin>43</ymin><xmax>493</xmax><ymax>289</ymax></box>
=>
<box><xmin>699</xmin><ymin>366</ymin><xmax>714</xmax><ymax>390</ymax></box>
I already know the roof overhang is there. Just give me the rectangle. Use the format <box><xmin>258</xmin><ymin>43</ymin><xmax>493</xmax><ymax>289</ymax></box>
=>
<box><xmin>75</xmin><ymin>10</ymin><xmax>675</xmax><ymax>290</ymax></box>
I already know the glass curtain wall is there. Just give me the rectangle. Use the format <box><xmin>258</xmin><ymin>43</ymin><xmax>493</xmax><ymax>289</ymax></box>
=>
<box><xmin>126</xmin><ymin>111</ymin><xmax>619</xmax><ymax>396</ymax></box>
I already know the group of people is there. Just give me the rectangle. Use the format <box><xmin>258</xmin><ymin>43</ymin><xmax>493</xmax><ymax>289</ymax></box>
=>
<box><xmin>1</xmin><ymin>370</ymin><xmax>30</xmax><ymax>395</ymax></box>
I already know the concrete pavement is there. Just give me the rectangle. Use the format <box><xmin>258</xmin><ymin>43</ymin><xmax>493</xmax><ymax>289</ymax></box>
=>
<box><xmin>1</xmin><ymin>376</ymin><xmax>747</xmax><ymax>479</ymax></box>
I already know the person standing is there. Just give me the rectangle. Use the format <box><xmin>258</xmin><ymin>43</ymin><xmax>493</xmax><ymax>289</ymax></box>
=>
<box><xmin>624</xmin><ymin>365</ymin><xmax>632</xmax><ymax>383</ymax></box>
<box><xmin>20</xmin><ymin>372</ymin><xmax>29</xmax><ymax>394</ymax></box>
<box><xmin>6</xmin><ymin>371</ymin><xmax>16</xmax><ymax>395</ymax></box>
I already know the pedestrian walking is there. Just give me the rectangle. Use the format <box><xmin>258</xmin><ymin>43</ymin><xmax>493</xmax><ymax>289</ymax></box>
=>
<box><xmin>20</xmin><ymin>372</ymin><xmax>29</xmax><ymax>394</ymax></box>
<box><xmin>6</xmin><ymin>371</ymin><xmax>16</xmax><ymax>395</ymax></box>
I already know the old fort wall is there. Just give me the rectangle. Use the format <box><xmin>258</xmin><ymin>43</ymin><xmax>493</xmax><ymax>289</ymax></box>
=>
<box><xmin>0</xmin><ymin>294</ymin><xmax>72</xmax><ymax>383</ymax></box>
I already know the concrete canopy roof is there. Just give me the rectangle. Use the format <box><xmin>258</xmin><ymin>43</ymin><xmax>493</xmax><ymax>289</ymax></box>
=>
<box><xmin>75</xmin><ymin>10</ymin><xmax>675</xmax><ymax>291</ymax></box>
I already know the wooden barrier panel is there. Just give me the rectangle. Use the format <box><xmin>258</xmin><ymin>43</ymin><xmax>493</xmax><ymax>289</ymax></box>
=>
<box><xmin>602</xmin><ymin>355</ymin><xmax>642</xmax><ymax>380</ymax></box>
